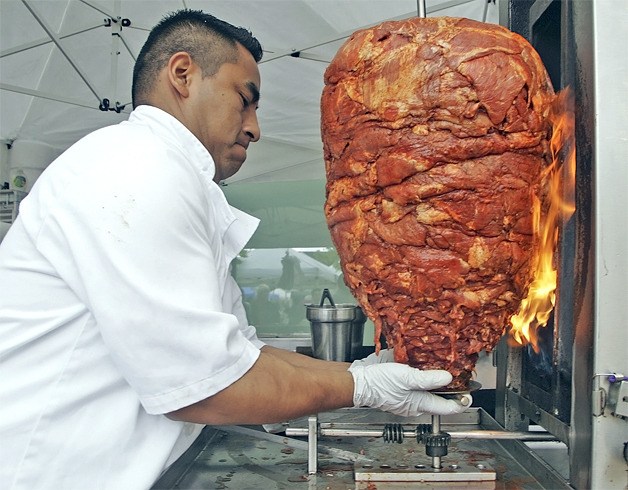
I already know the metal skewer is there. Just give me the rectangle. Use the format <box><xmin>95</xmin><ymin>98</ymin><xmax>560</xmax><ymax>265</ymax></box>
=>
<box><xmin>286</xmin><ymin>425</ymin><xmax>557</xmax><ymax>441</ymax></box>
<box><xmin>431</xmin><ymin>414</ymin><xmax>442</xmax><ymax>469</ymax></box>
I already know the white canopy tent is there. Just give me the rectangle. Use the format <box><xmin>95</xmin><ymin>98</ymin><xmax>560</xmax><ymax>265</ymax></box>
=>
<box><xmin>0</xmin><ymin>0</ymin><xmax>500</xmax><ymax>247</ymax></box>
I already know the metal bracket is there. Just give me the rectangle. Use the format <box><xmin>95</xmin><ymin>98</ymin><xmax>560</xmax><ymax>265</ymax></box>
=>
<box><xmin>608</xmin><ymin>380</ymin><xmax>628</xmax><ymax>419</ymax></box>
<box><xmin>592</xmin><ymin>373</ymin><xmax>625</xmax><ymax>417</ymax></box>
<box><xmin>307</xmin><ymin>414</ymin><xmax>318</xmax><ymax>474</ymax></box>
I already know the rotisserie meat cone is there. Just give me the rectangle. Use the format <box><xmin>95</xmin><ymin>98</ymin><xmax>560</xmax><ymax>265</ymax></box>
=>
<box><xmin>321</xmin><ymin>17</ymin><xmax>555</xmax><ymax>389</ymax></box>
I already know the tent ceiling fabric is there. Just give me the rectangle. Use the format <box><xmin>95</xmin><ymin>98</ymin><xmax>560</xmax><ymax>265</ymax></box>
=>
<box><xmin>1</xmin><ymin>0</ymin><xmax>499</xmax><ymax>186</ymax></box>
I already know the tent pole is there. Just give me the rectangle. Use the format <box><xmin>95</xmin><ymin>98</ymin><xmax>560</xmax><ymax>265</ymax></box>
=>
<box><xmin>108</xmin><ymin>0</ymin><xmax>121</xmax><ymax>110</ymax></box>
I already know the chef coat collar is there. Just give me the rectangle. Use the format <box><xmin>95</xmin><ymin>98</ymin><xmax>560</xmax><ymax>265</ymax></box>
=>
<box><xmin>129</xmin><ymin>105</ymin><xmax>259</xmax><ymax>261</ymax></box>
<box><xmin>129</xmin><ymin>105</ymin><xmax>216</xmax><ymax>177</ymax></box>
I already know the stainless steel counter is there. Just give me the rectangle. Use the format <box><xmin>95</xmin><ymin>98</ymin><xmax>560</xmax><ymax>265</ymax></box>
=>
<box><xmin>152</xmin><ymin>408</ymin><xmax>570</xmax><ymax>489</ymax></box>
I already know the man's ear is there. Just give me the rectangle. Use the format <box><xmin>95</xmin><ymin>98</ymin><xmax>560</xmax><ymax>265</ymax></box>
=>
<box><xmin>167</xmin><ymin>52</ymin><xmax>195</xmax><ymax>99</ymax></box>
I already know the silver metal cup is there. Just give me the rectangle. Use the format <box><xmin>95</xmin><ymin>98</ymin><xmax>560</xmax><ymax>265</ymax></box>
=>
<box><xmin>307</xmin><ymin>289</ymin><xmax>364</xmax><ymax>362</ymax></box>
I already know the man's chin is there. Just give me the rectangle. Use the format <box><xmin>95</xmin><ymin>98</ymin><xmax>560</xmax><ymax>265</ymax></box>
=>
<box><xmin>235</xmin><ymin>144</ymin><xmax>248</xmax><ymax>162</ymax></box>
<box><xmin>217</xmin><ymin>161</ymin><xmax>245</xmax><ymax>182</ymax></box>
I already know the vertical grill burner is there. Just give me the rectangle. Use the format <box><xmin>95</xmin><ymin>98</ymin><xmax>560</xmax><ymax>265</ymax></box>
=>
<box><xmin>504</xmin><ymin>0</ymin><xmax>574</xmax><ymax>426</ymax></box>
<box><xmin>496</xmin><ymin>1</ymin><xmax>628</xmax><ymax>489</ymax></box>
<box><xmin>496</xmin><ymin>0</ymin><xmax>578</xmax><ymax>447</ymax></box>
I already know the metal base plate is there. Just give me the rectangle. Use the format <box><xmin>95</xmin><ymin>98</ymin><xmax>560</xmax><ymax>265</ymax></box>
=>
<box><xmin>354</xmin><ymin>459</ymin><xmax>496</xmax><ymax>483</ymax></box>
<box><xmin>432</xmin><ymin>380</ymin><xmax>483</xmax><ymax>395</ymax></box>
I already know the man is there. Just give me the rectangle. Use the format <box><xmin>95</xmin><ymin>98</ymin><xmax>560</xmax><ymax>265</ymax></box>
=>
<box><xmin>0</xmin><ymin>10</ymin><xmax>468</xmax><ymax>489</ymax></box>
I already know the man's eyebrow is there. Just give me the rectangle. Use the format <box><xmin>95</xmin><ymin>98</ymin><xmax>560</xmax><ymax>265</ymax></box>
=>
<box><xmin>246</xmin><ymin>81</ymin><xmax>260</xmax><ymax>104</ymax></box>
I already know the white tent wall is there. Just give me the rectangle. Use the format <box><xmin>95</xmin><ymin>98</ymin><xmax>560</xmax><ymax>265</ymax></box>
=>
<box><xmin>5</xmin><ymin>140</ymin><xmax>62</xmax><ymax>192</ymax></box>
<box><xmin>222</xmin><ymin>178</ymin><xmax>332</xmax><ymax>248</ymax></box>
<box><xmin>1</xmin><ymin>144</ymin><xmax>12</xmax><ymax>242</ymax></box>
<box><xmin>0</xmin><ymin>0</ymin><xmax>500</xmax><ymax>248</ymax></box>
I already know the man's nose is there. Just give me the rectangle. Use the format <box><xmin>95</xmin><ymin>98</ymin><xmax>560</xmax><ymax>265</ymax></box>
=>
<box><xmin>244</xmin><ymin>111</ymin><xmax>260</xmax><ymax>142</ymax></box>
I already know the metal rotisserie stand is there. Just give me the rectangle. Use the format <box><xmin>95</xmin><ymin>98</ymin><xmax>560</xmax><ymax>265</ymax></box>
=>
<box><xmin>152</xmin><ymin>1</ymin><xmax>627</xmax><ymax>488</ymax></box>
<box><xmin>152</xmin><ymin>410</ymin><xmax>565</xmax><ymax>490</ymax></box>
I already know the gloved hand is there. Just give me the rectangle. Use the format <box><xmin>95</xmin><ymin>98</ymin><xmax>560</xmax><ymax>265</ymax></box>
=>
<box><xmin>348</xmin><ymin>363</ymin><xmax>471</xmax><ymax>417</ymax></box>
<box><xmin>350</xmin><ymin>348</ymin><xmax>395</xmax><ymax>367</ymax></box>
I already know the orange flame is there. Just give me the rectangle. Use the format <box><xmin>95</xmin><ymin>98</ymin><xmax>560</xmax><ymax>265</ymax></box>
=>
<box><xmin>508</xmin><ymin>89</ymin><xmax>576</xmax><ymax>352</ymax></box>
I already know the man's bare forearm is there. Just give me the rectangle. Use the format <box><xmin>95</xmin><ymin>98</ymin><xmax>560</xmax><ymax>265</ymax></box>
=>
<box><xmin>261</xmin><ymin>344</ymin><xmax>350</xmax><ymax>371</ymax></box>
<box><xmin>166</xmin><ymin>349</ymin><xmax>354</xmax><ymax>425</ymax></box>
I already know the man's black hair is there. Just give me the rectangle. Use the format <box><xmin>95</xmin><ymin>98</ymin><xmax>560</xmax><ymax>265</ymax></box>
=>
<box><xmin>132</xmin><ymin>9</ymin><xmax>263</xmax><ymax>108</ymax></box>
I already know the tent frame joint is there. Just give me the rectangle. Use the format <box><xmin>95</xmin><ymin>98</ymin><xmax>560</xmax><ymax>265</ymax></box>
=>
<box><xmin>99</xmin><ymin>98</ymin><xmax>126</xmax><ymax>113</ymax></box>
<box><xmin>103</xmin><ymin>17</ymin><xmax>131</xmax><ymax>29</ymax></box>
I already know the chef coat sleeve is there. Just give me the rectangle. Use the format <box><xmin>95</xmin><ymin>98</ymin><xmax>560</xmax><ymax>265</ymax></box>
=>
<box><xmin>225</xmin><ymin>274</ymin><xmax>265</xmax><ymax>348</ymax></box>
<box><xmin>28</xmin><ymin>134</ymin><xmax>261</xmax><ymax>415</ymax></box>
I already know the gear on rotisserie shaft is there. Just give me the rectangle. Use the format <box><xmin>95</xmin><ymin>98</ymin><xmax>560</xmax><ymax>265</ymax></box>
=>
<box><xmin>422</xmin><ymin>432</ymin><xmax>452</xmax><ymax>457</ymax></box>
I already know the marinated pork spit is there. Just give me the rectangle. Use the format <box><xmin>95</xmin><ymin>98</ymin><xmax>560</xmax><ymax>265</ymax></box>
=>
<box><xmin>321</xmin><ymin>17</ymin><xmax>555</xmax><ymax>389</ymax></box>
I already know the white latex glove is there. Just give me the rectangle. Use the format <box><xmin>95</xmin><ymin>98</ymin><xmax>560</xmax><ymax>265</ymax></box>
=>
<box><xmin>348</xmin><ymin>363</ymin><xmax>471</xmax><ymax>417</ymax></box>
<box><xmin>350</xmin><ymin>348</ymin><xmax>395</xmax><ymax>367</ymax></box>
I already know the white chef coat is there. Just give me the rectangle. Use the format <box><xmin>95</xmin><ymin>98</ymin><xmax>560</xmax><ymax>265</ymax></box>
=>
<box><xmin>0</xmin><ymin>105</ymin><xmax>265</xmax><ymax>489</ymax></box>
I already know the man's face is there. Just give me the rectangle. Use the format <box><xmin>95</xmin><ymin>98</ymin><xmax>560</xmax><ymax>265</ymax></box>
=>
<box><xmin>186</xmin><ymin>44</ymin><xmax>261</xmax><ymax>182</ymax></box>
